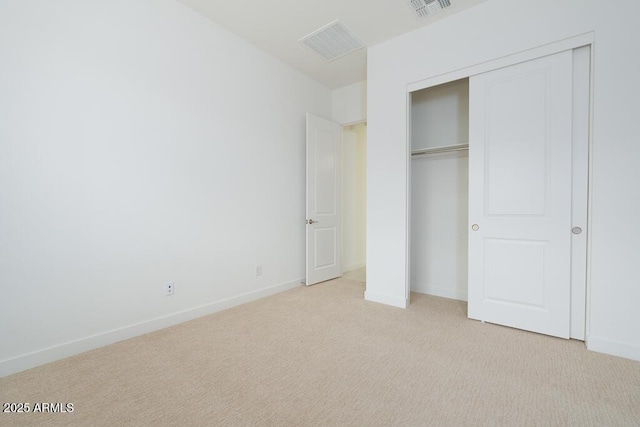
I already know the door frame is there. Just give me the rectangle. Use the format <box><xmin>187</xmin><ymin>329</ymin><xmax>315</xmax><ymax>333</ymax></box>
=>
<box><xmin>405</xmin><ymin>32</ymin><xmax>595</xmax><ymax>339</ymax></box>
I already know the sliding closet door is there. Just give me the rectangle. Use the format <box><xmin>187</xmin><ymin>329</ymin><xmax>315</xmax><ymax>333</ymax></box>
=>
<box><xmin>468</xmin><ymin>51</ymin><xmax>573</xmax><ymax>339</ymax></box>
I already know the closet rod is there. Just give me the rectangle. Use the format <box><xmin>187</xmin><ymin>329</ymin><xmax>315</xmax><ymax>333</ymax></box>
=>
<box><xmin>411</xmin><ymin>144</ymin><xmax>469</xmax><ymax>157</ymax></box>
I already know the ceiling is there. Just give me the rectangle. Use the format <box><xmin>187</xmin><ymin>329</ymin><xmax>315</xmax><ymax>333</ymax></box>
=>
<box><xmin>177</xmin><ymin>0</ymin><xmax>487</xmax><ymax>90</ymax></box>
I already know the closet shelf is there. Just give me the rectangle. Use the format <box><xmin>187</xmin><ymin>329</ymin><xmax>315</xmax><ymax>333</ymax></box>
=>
<box><xmin>411</xmin><ymin>143</ymin><xmax>469</xmax><ymax>157</ymax></box>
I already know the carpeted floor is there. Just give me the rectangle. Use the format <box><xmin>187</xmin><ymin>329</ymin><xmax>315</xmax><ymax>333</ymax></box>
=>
<box><xmin>2</xmin><ymin>275</ymin><xmax>639</xmax><ymax>426</ymax></box>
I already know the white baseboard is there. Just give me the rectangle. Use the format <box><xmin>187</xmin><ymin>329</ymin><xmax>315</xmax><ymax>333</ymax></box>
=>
<box><xmin>364</xmin><ymin>290</ymin><xmax>408</xmax><ymax>308</ymax></box>
<box><xmin>586</xmin><ymin>335</ymin><xmax>640</xmax><ymax>362</ymax></box>
<box><xmin>0</xmin><ymin>278</ymin><xmax>303</xmax><ymax>378</ymax></box>
<box><xmin>410</xmin><ymin>284</ymin><xmax>468</xmax><ymax>302</ymax></box>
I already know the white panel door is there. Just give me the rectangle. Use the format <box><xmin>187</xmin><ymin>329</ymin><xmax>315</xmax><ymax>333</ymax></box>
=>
<box><xmin>468</xmin><ymin>51</ymin><xmax>573</xmax><ymax>338</ymax></box>
<box><xmin>306</xmin><ymin>113</ymin><xmax>342</xmax><ymax>285</ymax></box>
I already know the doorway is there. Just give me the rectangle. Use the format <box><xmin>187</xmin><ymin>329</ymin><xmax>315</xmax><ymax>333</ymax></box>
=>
<box><xmin>342</xmin><ymin>122</ymin><xmax>367</xmax><ymax>280</ymax></box>
<box><xmin>305</xmin><ymin>115</ymin><xmax>367</xmax><ymax>285</ymax></box>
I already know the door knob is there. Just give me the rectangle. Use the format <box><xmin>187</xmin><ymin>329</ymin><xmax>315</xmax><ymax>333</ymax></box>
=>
<box><xmin>572</xmin><ymin>227</ymin><xmax>582</xmax><ymax>235</ymax></box>
<box><xmin>471</xmin><ymin>224</ymin><xmax>479</xmax><ymax>231</ymax></box>
<box><xmin>306</xmin><ymin>219</ymin><xmax>319</xmax><ymax>225</ymax></box>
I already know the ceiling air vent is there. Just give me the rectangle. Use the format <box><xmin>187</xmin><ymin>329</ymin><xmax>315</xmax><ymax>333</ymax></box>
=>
<box><xmin>408</xmin><ymin>0</ymin><xmax>453</xmax><ymax>19</ymax></box>
<box><xmin>299</xmin><ymin>20</ymin><xmax>365</xmax><ymax>62</ymax></box>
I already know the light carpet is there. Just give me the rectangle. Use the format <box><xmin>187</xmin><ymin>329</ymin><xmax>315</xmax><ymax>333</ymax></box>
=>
<box><xmin>1</xmin><ymin>277</ymin><xmax>639</xmax><ymax>426</ymax></box>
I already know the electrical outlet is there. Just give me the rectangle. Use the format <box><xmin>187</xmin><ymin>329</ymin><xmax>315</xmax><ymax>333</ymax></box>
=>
<box><xmin>165</xmin><ymin>282</ymin><xmax>175</xmax><ymax>296</ymax></box>
<box><xmin>255</xmin><ymin>265</ymin><xmax>262</xmax><ymax>276</ymax></box>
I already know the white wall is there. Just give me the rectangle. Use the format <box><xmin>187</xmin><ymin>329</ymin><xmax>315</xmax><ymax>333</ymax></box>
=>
<box><xmin>367</xmin><ymin>0</ymin><xmax>640</xmax><ymax>360</ymax></box>
<box><xmin>411</xmin><ymin>80</ymin><xmax>469</xmax><ymax>300</ymax></box>
<box><xmin>342</xmin><ymin>123</ymin><xmax>367</xmax><ymax>272</ymax></box>
<box><xmin>0</xmin><ymin>0</ymin><xmax>331</xmax><ymax>376</ymax></box>
<box><xmin>411</xmin><ymin>80</ymin><xmax>469</xmax><ymax>151</ymax></box>
<box><xmin>332</xmin><ymin>81</ymin><xmax>367</xmax><ymax>125</ymax></box>
<box><xmin>411</xmin><ymin>153</ymin><xmax>468</xmax><ymax>300</ymax></box>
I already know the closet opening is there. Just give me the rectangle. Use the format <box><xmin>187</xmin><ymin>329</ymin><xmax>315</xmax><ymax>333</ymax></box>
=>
<box><xmin>409</xmin><ymin>78</ymin><xmax>469</xmax><ymax>302</ymax></box>
<box><xmin>406</xmin><ymin>42</ymin><xmax>591</xmax><ymax>342</ymax></box>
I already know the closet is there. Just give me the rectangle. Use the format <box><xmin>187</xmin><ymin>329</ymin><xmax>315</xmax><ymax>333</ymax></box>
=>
<box><xmin>410</xmin><ymin>78</ymin><xmax>469</xmax><ymax>301</ymax></box>
<box><xmin>409</xmin><ymin>46</ymin><xmax>590</xmax><ymax>340</ymax></box>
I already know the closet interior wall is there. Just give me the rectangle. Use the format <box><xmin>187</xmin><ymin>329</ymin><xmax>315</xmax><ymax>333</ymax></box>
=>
<box><xmin>410</xmin><ymin>79</ymin><xmax>469</xmax><ymax>301</ymax></box>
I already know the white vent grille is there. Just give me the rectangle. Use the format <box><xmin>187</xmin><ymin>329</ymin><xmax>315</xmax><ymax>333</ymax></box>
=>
<box><xmin>409</xmin><ymin>0</ymin><xmax>452</xmax><ymax>19</ymax></box>
<box><xmin>299</xmin><ymin>20</ymin><xmax>365</xmax><ymax>62</ymax></box>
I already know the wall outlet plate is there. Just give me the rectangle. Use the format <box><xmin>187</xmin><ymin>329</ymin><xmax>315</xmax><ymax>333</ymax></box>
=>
<box><xmin>165</xmin><ymin>282</ymin><xmax>174</xmax><ymax>296</ymax></box>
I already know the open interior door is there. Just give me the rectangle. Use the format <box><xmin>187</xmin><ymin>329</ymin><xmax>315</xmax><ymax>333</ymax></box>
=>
<box><xmin>305</xmin><ymin>113</ymin><xmax>342</xmax><ymax>285</ymax></box>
